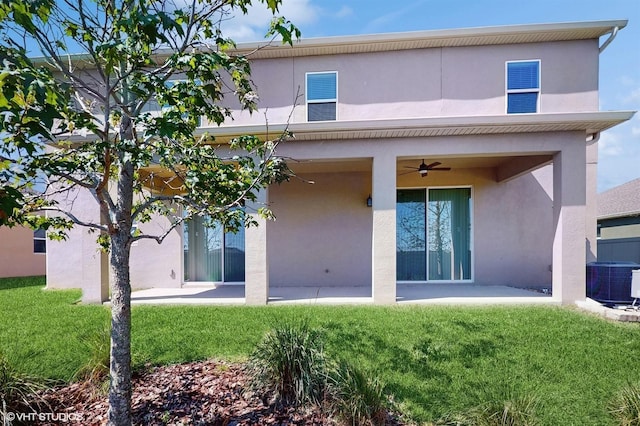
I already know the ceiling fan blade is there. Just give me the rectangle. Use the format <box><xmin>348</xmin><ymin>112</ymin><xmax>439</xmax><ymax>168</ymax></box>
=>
<box><xmin>403</xmin><ymin>166</ymin><xmax>420</xmax><ymax>170</ymax></box>
<box><xmin>399</xmin><ymin>170</ymin><xmax>416</xmax><ymax>175</ymax></box>
<box><xmin>430</xmin><ymin>167</ymin><xmax>451</xmax><ymax>171</ymax></box>
<box><xmin>426</xmin><ymin>161</ymin><xmax>441</xmax><ymax>168</ymax></box>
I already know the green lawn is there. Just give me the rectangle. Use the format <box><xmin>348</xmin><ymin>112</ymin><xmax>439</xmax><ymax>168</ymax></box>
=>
<box><xmin>2</xmin><ymin>276</ymin><xmax>640</xmax><ymax>425</ymax></box>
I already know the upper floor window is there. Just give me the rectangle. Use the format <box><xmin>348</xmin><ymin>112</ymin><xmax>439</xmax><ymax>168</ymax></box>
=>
<box><xmin>306</xmin><ymin>72</ymin><xmax>337</xmax><ymax>121</ymax></box>
<box><xmin>34</xmin><ymin>229</ymin><xmax>46</xmax><ymax>254</ymax></box>
<box><xmin>506</xmin><ymin>60</ymin><xmax>540</xmax><ymax>114</ymax></box>
<box><xmin>141</xmin><ymin>79</ymin><xmax>201</xmax><ymax>126</ymax></box>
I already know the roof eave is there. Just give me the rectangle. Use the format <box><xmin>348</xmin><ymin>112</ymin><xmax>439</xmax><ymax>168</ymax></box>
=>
<box><xmin>31</xmin><ymin>19</ymin><xmax>628</xmax><ymax>66</ymax></box>
<box><xmin>194</xmin><ymin>111</ymin><xmax>636</xmax><ymax>142</ymax></box>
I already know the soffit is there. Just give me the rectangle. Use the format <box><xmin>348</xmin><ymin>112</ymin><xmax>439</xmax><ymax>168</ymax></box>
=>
<box><xmin>233</xmin><ymin>20</ymin><xmax>627</xmax><ymax>59</ymax></box>
<box><xmin>197</xmin><ymin>111</ymin><xmax>635</xmax><ymax>143</ymax></box>
<box><xmin>34</xmin><ymin>20</ymin><xmax>627</xmax><ymax>68</ymax></box>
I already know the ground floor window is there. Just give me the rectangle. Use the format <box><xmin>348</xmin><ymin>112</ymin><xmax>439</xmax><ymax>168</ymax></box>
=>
<box><xmin>183</xmin><ymin>216</ymin><xmax>245</xmax><ymax>283</ymax></box>
<box><xmin>34</xmin><ymin>228</ymin><xmax>46</xmax><ymax>254</ymax></box>
<box><xmin>397</xmin><ymin>187</ymin><xmax>472</xmax><ymax>281</ymax></box>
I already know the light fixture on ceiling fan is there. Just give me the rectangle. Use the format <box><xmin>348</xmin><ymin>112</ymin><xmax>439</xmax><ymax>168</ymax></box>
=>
<box><xmin>403</xmin><ymin>159</ymin><xmax>451</xmax><ymax>177</ymax></box>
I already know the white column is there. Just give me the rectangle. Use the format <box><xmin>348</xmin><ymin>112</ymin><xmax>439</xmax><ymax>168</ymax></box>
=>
<box><xmin>552</xmin><ymin>146</ymin><xmax>587</xmax><ymax>304</ymax></box>
<box><xmin>81</xmin><ymin>243</ymin><xmax>109</xmax><ymax>303</ymax></box>
<box><xmin>372</xmin><ymin>154</ymin><xmax>396</xmax><ymax>304</ymax></box>
<box><xmin>245</xmin><ymin>188</ymin><xmax>269</xmax><ymax>305</ymax></box>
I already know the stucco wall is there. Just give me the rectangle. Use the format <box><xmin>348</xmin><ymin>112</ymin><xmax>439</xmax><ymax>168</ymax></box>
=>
<box><xmin>0</xmin><ymin>226</ymin><xmax>46</xmax><ymax>277</ymax></box>
<box><xmin>268</xmin><ymin>171</ymin><xmax>373</xmax><ymax>287</ymax></box>
<box><xmin>46</xmin><ymin>186</ymin><xmax>182</xmax><ymax>293</ymax></box>
<box><xmin>210</xmin><ymin>39</ymin><xmax>599</xmax><ymax>127</ymax></box>
<box><xmin>129</xmin><ymin>214</ymin><xmax>182</xmax><ymax>290</ymax></box>
<box><xmin>46</xmin><ymin>186</ymin><xmax>105</xmax><ymax>295</ymax></box>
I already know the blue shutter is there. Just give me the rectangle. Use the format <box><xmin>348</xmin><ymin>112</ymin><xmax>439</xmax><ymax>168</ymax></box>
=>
<box><xmin>307</xmin><ymin>73</ymin><xmax>336</xmax><ymax>101</ymax></box>
<box><xmin>507</xmin><ymin>61</ymin><xmax>539</xmax><ymax>90</ymax></box>
<box><xmin>508</xmin><ymin>93</ymin><xmax>538</xmax><ymax>114</ymax></box>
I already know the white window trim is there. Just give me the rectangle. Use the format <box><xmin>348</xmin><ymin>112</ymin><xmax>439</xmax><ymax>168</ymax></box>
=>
<box><xmin>505</xmin><ymin>59</ymin><xmax>541</xmax><ymax>114</ymax></box>
<box><xmin>142</xmin><ymin>79</ymin><xmax>203</xmax><ymax>126</ymax></box>
<box><xmin>33</xmin><ymin>229</ymin><xmax>46</xmax><ymax>255</ymax></box>
<box><xmin>305</xmin><ymin>71</ymin><xmax>338</xmax><ymax>122</ymax></box>
<box><xmin>180</xmin><ymin>210</ymin><xmax>246</xmax><ymax>286</ymax></box>
<box><xmin>395</xmin><ymin>185</ymin><xmax>474</xmax><ymax>284</ymax></box>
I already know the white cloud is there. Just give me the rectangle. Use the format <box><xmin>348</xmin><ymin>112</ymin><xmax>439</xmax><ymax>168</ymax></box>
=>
<box><xmin>334</xmin><ymin>6</ymin><xmax>353</xmax><ymax>19</ymax></box>
<box><xmin>363</xmin><ymin>0</ymin><xmax>428</xmax><ymax>33</ymax></box>
<box><xmin>623</xmin><ymin>87</ymin><xmax>640</xmax><ymax>105</ymax></box>
<box><xmin>221</xmin><ymin>0</ymin><xmax>320</xmax><ymax>42</ymax></box>
<box><xmin>597</xmin><ymin>115</ymin><xmax>640</xmax><ymax>191</ymax></box>
<box><xmin>598</xmin><ymin>131</ymin><xmax>623</xmax><ymax>157</ymax></box>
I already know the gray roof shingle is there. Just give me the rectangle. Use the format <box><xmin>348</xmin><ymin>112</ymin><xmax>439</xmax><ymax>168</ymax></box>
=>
<box><xmin>598</xmin><ymin>178</ymin><xmax>640</xmax><ymax>219</ymax></box>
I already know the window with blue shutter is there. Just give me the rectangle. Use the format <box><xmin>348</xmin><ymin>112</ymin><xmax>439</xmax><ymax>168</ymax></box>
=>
<box><xmin>306</xmin><ymin>72</ymin><xmax>337</xmax><ymax>121</ymax></box>
<box><xmin>506</xmin><ymin>61</ymin><xmax>540</xmax><ymax>114</ymax></box>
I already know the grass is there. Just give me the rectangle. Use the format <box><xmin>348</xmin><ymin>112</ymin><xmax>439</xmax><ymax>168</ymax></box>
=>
<box><xmin>2</xmin><ymin>276</ymin><xmax>640</xmax><ymax>425</ymax></box>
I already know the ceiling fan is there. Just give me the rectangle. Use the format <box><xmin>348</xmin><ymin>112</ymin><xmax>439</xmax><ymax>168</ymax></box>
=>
<box><xmin>402</xmin><ymin>160</ymin><xmax>451</xmax><ymax>177</ymax></box>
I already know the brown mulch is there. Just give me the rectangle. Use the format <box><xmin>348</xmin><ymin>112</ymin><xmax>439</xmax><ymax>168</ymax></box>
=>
<box><xmin>35</xmin><ymin>360</ymin><xmax>404</xmax><ymax>425</ymax></box>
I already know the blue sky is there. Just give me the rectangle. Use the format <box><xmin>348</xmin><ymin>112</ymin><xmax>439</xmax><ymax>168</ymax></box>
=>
<box><xmin>230</xmin><ymin>0</ymin><xmax>640</xmax><ymax>192</ymax></box>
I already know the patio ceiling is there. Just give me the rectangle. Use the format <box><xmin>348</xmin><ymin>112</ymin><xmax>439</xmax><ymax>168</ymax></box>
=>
<box><xmin>285</xmin><ymin>154</ymin><xmax>553</xmax><ymax>183</ymax></box>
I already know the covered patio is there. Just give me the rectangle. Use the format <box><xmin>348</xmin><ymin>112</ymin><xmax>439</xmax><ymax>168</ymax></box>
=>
<box><xmin>128</xmin><ymin>284</ymin><xmax>553</xmax><ymax>305</ymax></box>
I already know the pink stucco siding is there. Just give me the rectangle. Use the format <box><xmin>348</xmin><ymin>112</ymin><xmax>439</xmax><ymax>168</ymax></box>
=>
<box><xmin>0</xmin><ymin>226</ymin><xmax>45</xmax><ymax>278</ymax></box>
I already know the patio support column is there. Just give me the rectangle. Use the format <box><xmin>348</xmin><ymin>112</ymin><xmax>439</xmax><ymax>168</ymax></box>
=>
<box><xmin>372</xmin><ymin>154</ymin><xmax>396</xmax><ymax>304</ymax></box>
<box><xmin>245</xmin><ymin>187</ymin><xmax>269</xmax><ymax>305</ymax></box>
<box><xmin>82</xmin><ymin>212</ymin><xmax>109</xmax><ymax>303</ymax></box>
<box><xmin>552</xmin><ymin>145</ymin><xmax>587</xmax><ymax>304</ymax></box>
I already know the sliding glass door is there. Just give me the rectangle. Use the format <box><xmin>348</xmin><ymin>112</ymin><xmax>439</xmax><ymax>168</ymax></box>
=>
<box><xmin>397</xmin><ymin>188</ymin><xmax>472</xmax><ymax>282</ymax></box>
<box><xmin>183</xmin><ymin>216</ymin><xmax>245</xmax><ymax>283</ymax></box>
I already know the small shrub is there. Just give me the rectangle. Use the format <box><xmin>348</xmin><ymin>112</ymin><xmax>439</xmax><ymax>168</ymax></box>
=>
<box><xmin>74</xmin><ymin>325</ymin><xmax>110</xmax><ymax>392</ymax></box>
<box><xmin>437</xmin><ymin>393</ymin><xmax>540</xmax><ymax>426</ymax></box>
<box><xmin>0</xmin><ymin>353</ymin><xmax>48</xmax><ymax>419</ymax></box>
<box><xmin>246</xmin><ymin>322</ymin><xmax>327</xmax><ymax>406</ymax></box>
<box><xmin>609</xmin><ymin>382</ymin><xmax>640</xmax><ymax>426</ymax></box>
<box><xmin>327</xmin><ymin>361</ymin><xmax>387</xmax><ymax>426</ymax></box>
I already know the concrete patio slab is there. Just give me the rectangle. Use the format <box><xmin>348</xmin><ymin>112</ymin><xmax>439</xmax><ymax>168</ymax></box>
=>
<box><xmin>128</xmin><ymin>284</ymin><xmax>554</xmax><ymax>306</ymax></box>
<box><xmin>576</xmin><ymin>298</ymin><xmax>640</xmax><ymax>322</ymax></box>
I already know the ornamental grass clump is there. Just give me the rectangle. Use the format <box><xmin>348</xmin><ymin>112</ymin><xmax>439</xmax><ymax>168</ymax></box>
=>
<box><xmin>246</xmin><ymin>322</ymin><xmax>328</xmax><ymax>406</ymax></box>
<box><xmin>327</xmin><ymin>361</ymin><xmax>388</xmax><ymax>426</ymax></box>
<box><xmin>73</xmin><ymin>325</ymin><xmax>111</xmax><ymax>393</ymax></box>
<box><xmin>436</xmin><ymin>393</ymin><xmax>540</xmax><ymax>426</ymax></box>
<box><xmin>609</xmin><ymin>382</ymin><xmax>640</xmax><ymax>426</ymax></box>
<box><xmin>0</xmin><ymin>353</ymin><xmax>47</xmax><ymax>419</ymax></box>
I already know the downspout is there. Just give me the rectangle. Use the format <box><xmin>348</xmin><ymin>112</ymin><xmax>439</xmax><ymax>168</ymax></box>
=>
<box><xmin>599</xmin><ymin>26</ymin><xmax>619</xmax><ymax>53</ymax></box>
<box><xmin>586</xmin><ymin>132</ymin><xmax>600</xmax><ymax>145</ymax></box>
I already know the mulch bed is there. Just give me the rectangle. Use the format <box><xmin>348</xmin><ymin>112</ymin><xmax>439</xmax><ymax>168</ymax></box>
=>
<box><xmin>35</xmin><ymin>360</ymin><xmax>403</xmax><ymax>425</ymax></box>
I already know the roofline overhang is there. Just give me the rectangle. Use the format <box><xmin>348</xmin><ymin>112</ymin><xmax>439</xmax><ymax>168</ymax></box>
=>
<box><xmin>57</xmin><ymin>111</ymin><xmax>635</xmax><ymax>145</ymax></box>
<box><xmin>192</xmin><ymin>111</ymin><xmax>636</xmax><ymax>143</ymax></box>
<box><xmin>232</xmin><ymin>19</ymin><xmax>629</xmax><ymax>59</ymax></box>
<box><xmin>31</xmin><ymin>19</ymin><xmax>628</xmax><ymax>66</ymax></box>
<box><xmin>598</xmin><ymin>211</ymin><xmax>640</xmax><ymax>220</ymax></box>
<box><xmin>598</xmin><ymin>211</ymin><xmax>640</xmax><ymax>221</ymax></box>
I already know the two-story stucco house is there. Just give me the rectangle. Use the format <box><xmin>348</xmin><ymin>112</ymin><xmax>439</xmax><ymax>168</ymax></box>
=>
<box><xmin>46</xmin><ymin>20</ymin><xmax>635</xmax><ymax>305</ymax></box>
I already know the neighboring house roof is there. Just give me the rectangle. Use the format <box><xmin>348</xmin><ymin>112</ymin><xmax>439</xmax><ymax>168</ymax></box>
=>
<box><xmin>598</xmin><ymin>178</ymin><xmax>640</xmax><ymax>220</ymax></box>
